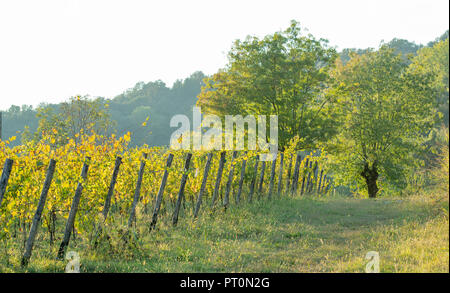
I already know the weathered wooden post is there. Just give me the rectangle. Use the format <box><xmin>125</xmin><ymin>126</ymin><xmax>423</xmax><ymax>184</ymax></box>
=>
<box><xmin>0</xmin><ymin>158</ymin><xmax>13</xmax><ymax>208</ymax></box>
<box><xmin>92</xmin><ymin>156</ymin><xmax>122</xmax><ymax>247</ymax></box>
<box><xmin>127</xmin><ymin>153</ymin><xmax>148</xmax><ymax>228</ymax></box>
<box><xmin>194</xmin><ymin>153</ymin><xmax>213</xmax><ymax>218</ymax></box>
<box><xmin>102</xmin><ymin>156</ymin><xmax>122</xmax><ymax>220</ymax></box>
<box><xmin>285</xmin><ymin>154</ymin><xmax>293</xmax><ymax>193</ymax></box>
<box><xmin>295</xmin><ymin>154</ymin><xmax>303</xmax><ymax>194</ymax></box>
<box><xmin>223</xmin><ymin>151</ymin><xmax>237</xmax><ymax>209</ymax></box>
<box><xmin>268</xmin><ymin>154</ymin><xmax>277</xmax><ymax>199</ymax></box>
<box><xmin>22</xmin><ymin>159</ymin><xmax>56</xmax><ymax>267</ymax></box>
<box><xmin>150</xmin><ymin>153</ymin><xmax>174</xmax><ymax>230</ymax></box>
<box><xmin>235</xmin><ymin>152</ymin><xmax>247</xmax><ymax>204</ymax></box>
<box><xmin>309</xmin><ymin>162</ymin><xmax>318</xmax><ymax>193</ymax></box>
<box><xmin>320</xmin><ymin>175</ymin><xmax>327</xmax><ymax>193</ymax></box>
<box><xmin>211</xmin><ymin>151</ymin><xmax>226</xmax><ymax>207</ymax></box>
<box><xmin>58</xmin><ymin>157</ymin><xmax>90</xmax><ymax>259</ymax></box>
<box><xmin>257</xmin><ymin>160</ymin><xmax>266</xmax><ymax>197</ymax></box>
<box><xmin>300</xmin><ymin>157</ymin><xmax>309</xmax><ymax>195</ymax></box>
<box><xmin>305</xmin><ymin>160</ymin><xmax>313</xmax><ymax>194</ymax></box>
<box><xmin>248</xmin><ymin>155</ymin><xmax>259</xmax><ymax>202</ymax></box>
<box><xmin>172</xmin><ymin>153</ymin><xmax>192</xmax><ymax>226</ymax></box>
<box><xmin>290</xmin><ymin>153</ymin><xmax>301</xmax><ymax>195</ymax></box>
<box><xmin>324</xmin><ymin>178</ymin><xmax>331</xmax><ymax>194</ymax></box>
<box><xmin>317</xmin><ymin>169</ymin><xmax>324</xmax><ymax>194</ymax></box>
<box><xmin>320</xmin><ymin>174</ymin><xmax>327</xmax><ymax>193</ymax></box>
<box><xmin>0</xmin><ymin>111</ymin><xmax>2</xmax><ymax>141</ymax></box>
<box><xmin>277</xmin><ymin>153</ymin><xmax>284</xmax><ymax>196</ymax></box>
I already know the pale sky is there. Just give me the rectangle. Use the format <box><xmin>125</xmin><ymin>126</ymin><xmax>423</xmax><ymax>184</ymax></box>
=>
<box><xmin>0</xmin><ymin>0</ymin><xmax>448</xmax><ymax>110</ymax></box>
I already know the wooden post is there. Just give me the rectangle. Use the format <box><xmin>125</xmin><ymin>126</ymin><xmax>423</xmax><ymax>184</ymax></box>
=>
<box><xmin>307</xmin><ymin>161</ymin><xmax>317</xmax><ymax>193</ymax></box>
<box><xmin>0</xmin><ymin>111</ymin><xmax>2</xmax><ymax>141</ymax></box>
<box><xmin>22</xmin><ymin>159</ymin><xmax>56</xmax><ymax>267</ymax></box>
<box><xmin>257</xmin><ymin>160</ymin><xmax>266</xmax><ymax>197</ymax></box>
<box><xmin>92</xmin><ymin>156</ymin><xmax>122</xmax><ymax>247</ymax></box>
<box><xmin>235</xmin><ymin>152</ymin><xmax>247</xmax><ymax>204</ymax></box>
<box><xmin>300</xmin><ymin>158</ymin><xmax>309</xmax><ymax>195</ymax></box>
<box><xmin>285</xmin><ymin>154</ymin><xmax>293</xmax><ymax>193</ymax></box>
<box><xmin>194</xmin><ymin>153</ymin><xmax>213</xmax><ymax>218</ymax></box>
<box><xmin>309</xmin><ymin>162</ymin><xmax>318</xmax><ymax>193</ymax></box>
<box><xmin>268</xmin><ymin>154</ymin><xmax>277</xmax><ymax>199</ymax></box>
<box><xmin>102</xmin><ymin>156</ymin><xmax>122</xmax><ymax>220</ymax></box>
<box><xmin>248</xmin><ymin>155</ymin><xmax>259</xmax><ymax>202</ymax></box>
<box><xmin>223</xmin><ymin>151</ymin><xmax>237</xmax><ymax>209</ymax></box>
<box><xmin>320</xmin><ymin>175</ymin><xmax>326</xmax><ymax>193</ymax></box>
<box><xmin>306</xmin><ymin>162</ymin><xmax>312</xmax><ymax>193</ymax></box>
<box><xmin>295</xmin><ymin>154</ymin><xmax>303</xmax><ymax>194</ymax></box>
<box><xmin>305</xmin><ymin>160</ymin><xmax>313</xmax><ymax>194</ymax></box>
<box><xmin>211</xmin><ymin>151</ymin><xmax>226</xmax><ymax>207</ymax></box>
<box><xmin>0</xmin><ymin>158</ymin><xmax>13</xmax><ymax>208</ymax></box>
<box><xmin>150</xmin><ymin>153</ymin><xmax>174</xmax><ymax>230</ymax></box>
<box><xmin>290</xmin><ymin>153</ymin><xmax>301</xmax><ymax>195</ymax></box>
<box><xmin>172</xmin><ymin>153</ymin><xmax>192</xmax><ymax>226</ymax></box>
<box><xmin>321</xmin><ymin>174</ymin><xmax>327</xmax><ymax>193</ymax></box>
<box><xmin>325</xmin><ymin>178</ymin><xmax>331</xmax><ymax>194</ymax></box>
<box><xmin>277</xmin><ymin>153</ymin><xmax>284</xmax><ymax>196</ymax></box>
<box><xmin>127</xmin><ymin>153</ymin><xmax>148</xmax><ymax>228</ymax></box>
<box><xmin>58</xmin><ymin>157</ymin><xmax>90</xmax><ymax>259</ymax></box>
<box><xmin>317</xmin><ymin>169</ymin><xmax>324</xmax><ymax>194</ymax></box>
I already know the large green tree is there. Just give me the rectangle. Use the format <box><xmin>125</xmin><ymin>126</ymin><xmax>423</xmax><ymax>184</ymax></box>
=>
<box><xmin>409</xmin><ymin>36</ymin><xmax>449</xmax><ymax>127</ymax></box>
<box><xmin>35</xmin><ymin>95</ymin><xmax>113</xmax><ymax>145</ymax></box>
<box><xmin>197</xmin><ymin>21</ymin><xmax>337</xmax><ymax>149</ymax></box>
<box><xmin>329</xmin><ymin>46</ymin><xmax>436</xmax><ymax>198</ymax></box>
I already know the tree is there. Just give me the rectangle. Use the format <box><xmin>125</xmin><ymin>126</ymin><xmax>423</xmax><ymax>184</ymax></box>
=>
<box><xmin>3</xmin><ymin>105</ymin><xmax>38</xmax><ymax>145</ymax></box>
<box><xmin>385</xmin><ymin>38</ymin><xmax>422</xmax><ymax>61</ymax></box>
<box><xmin>197</xmin><ymin>20</ymin><xmax>337</xmax><ymax>149</ymax></box>
<box><xmin>339</xmin><ymin>48</ymin><xmax>370</xmax><ymax>65</ymax></box>
<box><xmin>427</xmin><ymin>30</ymin><xmax>449</xmax><ymax>47</ymax></box>
<box><xmin>36</xmin><ymin>95</ymin><xmax>113</xmax><ymax>145</ymax></box>
<box><xmin>329</xmin><ymin>46</ymin><xmax>436</xmax><ymax>198</ymax></box>
<box><xmin>109</xmin><ymin>71</ymin><xmax>205</xmax><ymax>146</ymax></box>
<box><xmin>409</xmin><ymin>37</ymin><xmax>449</xmax><ymax>127</ymax></box>
<box><xmin>340</xmin><ymin>38</ymin><xmax>422</xmax><ymax>66</ymax></box>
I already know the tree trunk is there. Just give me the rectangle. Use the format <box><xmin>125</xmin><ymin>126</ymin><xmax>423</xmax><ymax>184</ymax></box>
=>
<box><xmin>361</xmin><ymin>162</ymin><xmax>379</xmax><ymax>198</ymax></box>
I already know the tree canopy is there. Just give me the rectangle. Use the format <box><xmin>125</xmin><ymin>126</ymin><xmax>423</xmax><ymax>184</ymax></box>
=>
<box><xmin>328</xmin><ymin>46</ymin><xmax>436</xmax><ymax>197</ymax></box>
<box><xmin>197</xmin><ymin>20</ymin><xmax>338</xmax><ymax>149</ymax></box>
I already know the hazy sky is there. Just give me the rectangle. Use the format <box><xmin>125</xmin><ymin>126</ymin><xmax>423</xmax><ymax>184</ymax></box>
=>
<box><xmin>0</xmin><ymin>0</ymin><xmax>448</xmax><ymax>110</ymax></box>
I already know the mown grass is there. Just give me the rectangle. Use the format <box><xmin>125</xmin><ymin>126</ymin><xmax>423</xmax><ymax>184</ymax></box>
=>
<box><xmin>1</xmin><ymin>192</ymin><xmax>448</xmax><ymax>273</ymax></box>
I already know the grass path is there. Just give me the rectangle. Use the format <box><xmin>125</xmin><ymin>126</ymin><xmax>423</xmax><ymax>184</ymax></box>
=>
<box><xmin>3</xmin><ymin>194</ymin><xmax>449</xmax><ymax>272</ymax></box>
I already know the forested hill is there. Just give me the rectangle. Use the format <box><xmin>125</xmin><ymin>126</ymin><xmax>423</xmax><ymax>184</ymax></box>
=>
<box><xmin>1</xmin><ymin>32</ymin><xmax>448</xmax><ymax>147</ymax></box>
<box><xmin>2</xmin><ymin>71</ymin><xmax>205</xmax><ymax>147</ymax></box>
<box><xmin>107</xmin><ymin>71</ymin><xmax>205</xmax><ymax>146</ymax></box>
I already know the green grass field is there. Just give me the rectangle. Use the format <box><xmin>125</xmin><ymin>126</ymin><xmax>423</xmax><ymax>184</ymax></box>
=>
<box><xmin>1</xmin><ymin>193</ymin><xmax>448</xmax><ymax>273</ymax></box>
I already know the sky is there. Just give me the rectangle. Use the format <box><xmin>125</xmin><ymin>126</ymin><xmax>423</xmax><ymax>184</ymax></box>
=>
<box><xmin>0</xmin><ymin>0</ymin><xmax>448</xmax><ymax>111</ymax></box>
